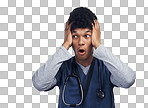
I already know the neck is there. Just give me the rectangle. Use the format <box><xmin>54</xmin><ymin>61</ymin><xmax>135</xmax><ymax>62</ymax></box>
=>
<box><xmin>75</xmin><ymin>51</ymin><xmax>93</xmax><ymax>67</ymax></box>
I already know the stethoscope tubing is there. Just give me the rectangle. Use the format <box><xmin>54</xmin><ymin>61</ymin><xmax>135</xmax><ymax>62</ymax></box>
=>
<box><xmin>62</xmin><ymin>57</ymin><xmax>104</xmax><ymax>107</ymax></box>
<box><xmin>62</xmin><ymin>73</ymin><xmax>84</xmax><ymax>107</ymax></box>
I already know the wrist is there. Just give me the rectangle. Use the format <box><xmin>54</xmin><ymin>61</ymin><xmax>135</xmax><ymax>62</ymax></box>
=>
<box><xmin>62</xmin><ymin>42</ymin><xmax>70</xmax><ymax>50</ymax></box>
<box><xmin>94</xmin><ymin>42</ymin><xmax>101</xmax><ymax>49</ymax></box>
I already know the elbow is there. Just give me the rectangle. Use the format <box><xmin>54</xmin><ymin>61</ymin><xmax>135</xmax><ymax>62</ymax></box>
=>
<box><xmin>32</xmin><ymin>82</ymin><xmax>44</xmax><ymax>91</ymax></box>
<box><xmin>33</xmin><ymin>83</ymin><xmax>44</xmax><ymax>91</ymax></box>
<box><xmin>32</xmin><ymin>75</ymin><xmax>45</xmax><ymax>91</ymax></box>
<box><xmin>32</xmin><ymin>79</ymin><xmax>50</xmax><ymax>91</ymax></box>
<box><xmin>123</xmin><ymin>78</ymin><xmax>135</xmax><ymax>88</ymax></box>
<box><xmin>123</xmin><ymin>72</ymin><xmax>136</xmax><ymax>88</ymax></box>
<box><xmin>32</xmin><ymin>75</ymin><xmax>56</xmax><ymax>91</ymax></box>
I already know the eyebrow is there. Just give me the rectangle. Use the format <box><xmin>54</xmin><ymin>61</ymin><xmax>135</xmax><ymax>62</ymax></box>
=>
<box><xmin>72</xmin><ymin>30</ymin><xmax>91</xmax><ymax>33</ymax></box>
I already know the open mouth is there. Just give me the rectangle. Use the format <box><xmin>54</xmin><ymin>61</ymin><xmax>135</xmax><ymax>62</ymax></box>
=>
<box><xmin>78</xmin><ymin>49</ymin><xmax>86</xmax><ymax>55</ymax></box>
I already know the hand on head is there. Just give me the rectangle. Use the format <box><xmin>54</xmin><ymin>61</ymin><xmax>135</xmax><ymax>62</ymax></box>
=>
<box><xmin>91</xmin><ymin>20</ymin><xmax>101</xmax><ymax>49</ymax></box>
<box><xmin>62</xmin><ymin>20</ymin><xmax>101</xmax><ymax>50</ymax></box>
<box><xmin>62</xmin><ymin>20</ymin><xmax>73</xmax><ymax>50</ymax></box>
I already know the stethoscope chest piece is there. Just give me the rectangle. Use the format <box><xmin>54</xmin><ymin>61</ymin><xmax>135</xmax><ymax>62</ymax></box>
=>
<box><xmin>97</xmin><ymin>90</ymin><xmax>105</xmax><ymax>99</ymax></box>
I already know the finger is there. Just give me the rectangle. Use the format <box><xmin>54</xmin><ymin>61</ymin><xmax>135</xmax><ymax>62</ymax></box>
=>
<box><xmin>66</xmin><ymin>20</ymin><xmax>69</xmax><ymax>25</ymax></box>
<box><xmin>95</xmin><ymin>20</ymin><xmax>99</xmax><ymax>26</ymax></box>
<box><xmin>96</xmin><ymin>20</ymin><xmax>99</xmax><ymax>24</ymax></box>
<box><xmin>68</xmin><ymin>23</ymin><xmax>71</xmax><ymax>29</ymax></box>
<box><xmin>65</xmin><ymin>20</ymin><xmax>70</xmax><ymax>29</ymax></box>
<box><xmin>92</xmin><ymin>23</ymin><xmax>95</xmax><ymax>31</ymax></box>
<box><xmin>68</xmin><ymin>21</ymin><xmax>73</xmax><ymax>27</ymax></box>
<box><xmin>92</xmin><ymin>20</ymin><xmax>95</xmax><ymax>27</ymax></box>
<box><xmin>65</xmin><ymin>23</ymin><xmax>68</xmax><ymax>30</ymax></box>
<box><xmin>94</xmin><ymin>20</ymin><xmax>97</xmax><ymax>23</ymax></box>
<box><xmin>95</xmin><ymin>20</ymin><xmax>100</xmax><ymax>30</ymax></box>
<box><xmin>68</xmin><ymin>22</ymin><xmax>73</xmax><ymax>33</ymax></box>
<box><xmin>94</xmin><ymin>20</ymin><xmax>98</xmax><ymax>28</ymax></box>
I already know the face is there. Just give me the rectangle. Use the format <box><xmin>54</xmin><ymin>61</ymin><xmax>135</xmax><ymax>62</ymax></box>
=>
<box><xmin>72</xmin><ymin>28</ymin><xmax>94</xmax><ymax>62</ymax></box>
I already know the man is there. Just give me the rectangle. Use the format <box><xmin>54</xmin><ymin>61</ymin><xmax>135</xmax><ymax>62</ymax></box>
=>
<box><xmin>32</xmin><ymin>7</ymin><xmax>136</xmax><ymax>108</ymax></box>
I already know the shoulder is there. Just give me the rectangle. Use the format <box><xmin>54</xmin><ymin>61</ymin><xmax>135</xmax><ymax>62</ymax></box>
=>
<box><xmin>94</xmin><ymin>57</ymin><xmax>111</xmax><ymax>75</ymax></box>
<box><xmin>63</xmin><ymin>56</ymin><xmax>74</xmax><ymax>65</ymax></box>
<box><xmin>59</xmin><ymin>56</ymin><xmax>74</xmax><ymax>71</ymax></box>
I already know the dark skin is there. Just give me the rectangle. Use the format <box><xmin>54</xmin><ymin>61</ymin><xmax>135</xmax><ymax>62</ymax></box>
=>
<box><xmin>62</xmin><ymin>20</ymin><xmax>101</xmax><ymax>67</ymax></box>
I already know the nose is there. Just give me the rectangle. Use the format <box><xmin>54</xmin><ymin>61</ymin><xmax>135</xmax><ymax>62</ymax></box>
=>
<box><xmin>78</xmin><ymin>37</ymin><xmax>84</xmax><ymax>46</ymax></box>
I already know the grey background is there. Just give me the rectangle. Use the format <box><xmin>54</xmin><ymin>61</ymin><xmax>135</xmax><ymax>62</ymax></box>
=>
<box><xmin>0</xmin><ymin>0</ymin><xmax>148</xmax><ymax>108</ymax></box>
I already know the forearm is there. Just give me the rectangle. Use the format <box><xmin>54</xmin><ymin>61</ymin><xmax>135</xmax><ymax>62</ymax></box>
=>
<box><xmin>32</xmin><ymin>46</ymin><xmax>72</xmax><ymax>91</ymax></box>
<box><xmin>93</xmin><ymin>44</ymin><xmax>136</xmax><ymax>88</ymax></box>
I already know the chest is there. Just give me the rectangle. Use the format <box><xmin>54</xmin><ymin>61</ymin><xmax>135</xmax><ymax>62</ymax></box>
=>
<box><xmin>57</xmin><ymin>59</ymin><xmax>115</xmax><ymax>108</ymax></box>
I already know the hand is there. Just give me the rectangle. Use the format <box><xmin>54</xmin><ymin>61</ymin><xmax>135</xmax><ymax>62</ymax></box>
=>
<box><xmin>62</xmin><ymin>20</ymin><xmax>73</xmax><ymax>50</ymax></box>
<box><xmin>91</xmin><ymin>20</ymin><xmax>101</xmax><ymax>49</ymax></box>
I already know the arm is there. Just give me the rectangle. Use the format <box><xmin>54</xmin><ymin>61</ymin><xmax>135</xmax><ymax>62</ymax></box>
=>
<box><xmin>93</xmin><ymin>44</ymin><xmax>136</xmax><ymax>88</ymax></box>
<box><xmin>32</xmin><ymin>20</ymin><xmax>73</xmax><ymax>91</ymax></box>
<box><xmin>92</xmin><ymin>20</ymin><xmax>135</xmax><ymax>88</ymax></box>
<box><xmin>32</xmin><ymin>45</ymin><xmax>72</xmax><ymax>91</ymax></box>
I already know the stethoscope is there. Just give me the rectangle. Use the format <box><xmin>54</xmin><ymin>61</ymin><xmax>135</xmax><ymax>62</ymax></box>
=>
<box><xmin>62</xmin><ymin>57</ymin><xmax>105</xmax><ymax>107</ymax></box>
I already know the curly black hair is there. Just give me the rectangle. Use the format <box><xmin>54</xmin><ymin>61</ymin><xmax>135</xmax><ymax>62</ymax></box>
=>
<box><xmin>68</xmin><ymin>7</ymin><xmax>97</xmax><ymax>32</ymax></box>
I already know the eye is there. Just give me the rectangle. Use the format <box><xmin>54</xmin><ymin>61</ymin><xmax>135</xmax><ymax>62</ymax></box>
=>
<box><xmin>72</xmin><ymin>35</ymin><xmax>78</xmax><ymax>38</ymax></box>
<box><xmin>85</xmin><ymin>35</ymin><xmax>90</xmax><ymax>38</ymax></box>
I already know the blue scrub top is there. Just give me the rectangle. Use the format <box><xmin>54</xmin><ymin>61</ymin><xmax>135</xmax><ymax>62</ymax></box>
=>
<box><xmin>55</xmin><ymin>57</ymin><xmax>115</xmax><ymax>108</ymax></box>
